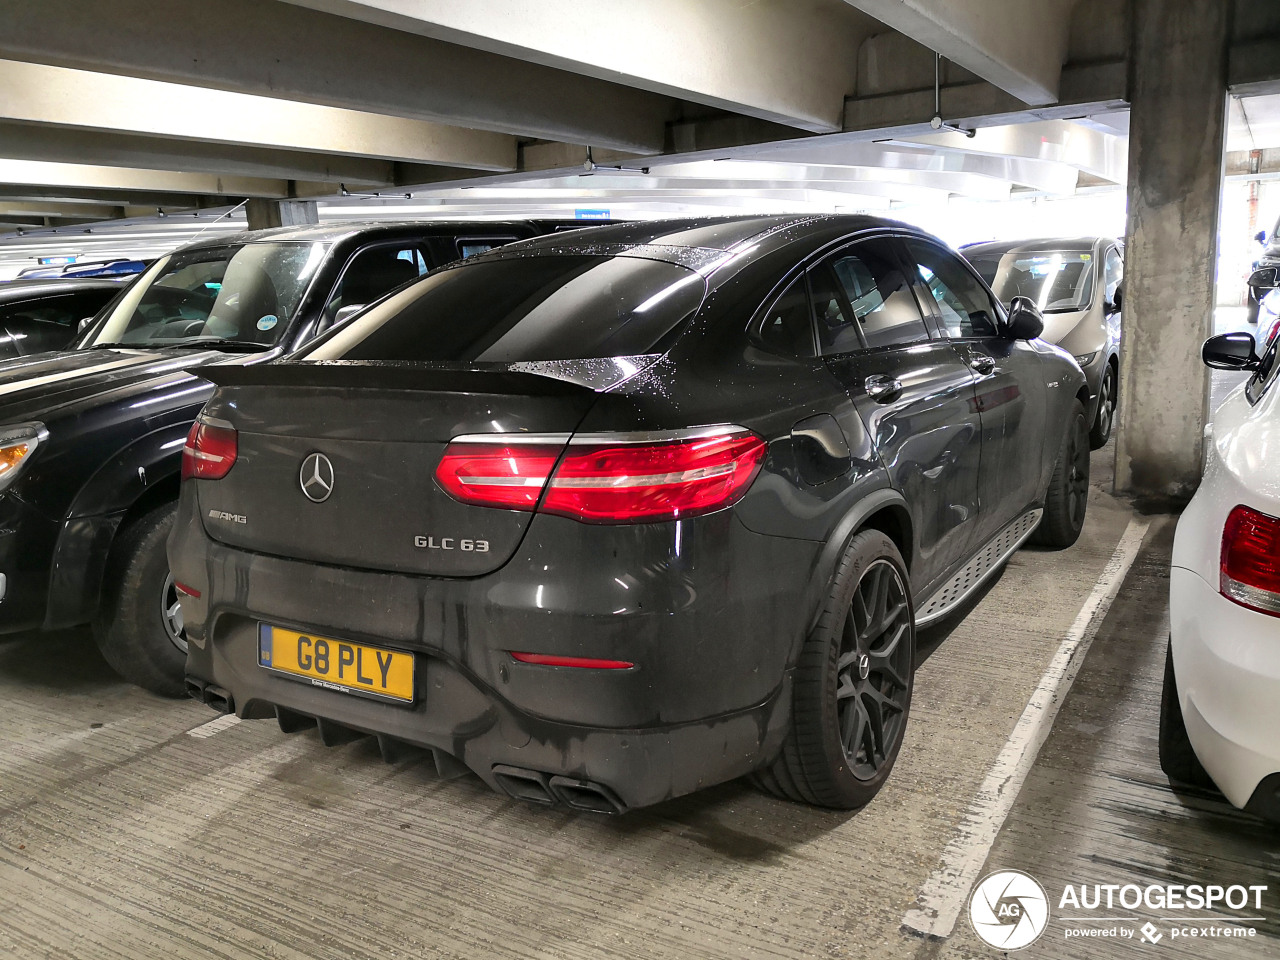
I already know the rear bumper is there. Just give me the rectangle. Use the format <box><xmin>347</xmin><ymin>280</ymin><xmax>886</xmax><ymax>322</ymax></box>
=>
<box><xmin>1169</xmin><ymin>566</ymin><xmax>1280</xmax><ymax>811</ymax></box>
<box><xmin>171</xmin><ymin>488</ymin><xmax>821</xmax><ymax>809</ymax></box>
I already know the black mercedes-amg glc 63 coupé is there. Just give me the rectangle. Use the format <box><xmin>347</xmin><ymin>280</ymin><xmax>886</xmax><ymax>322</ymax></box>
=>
<box><xmin>171</xmin><ymin>216</ymin><xmax>1089</xmax><ymax>813</ymax></box>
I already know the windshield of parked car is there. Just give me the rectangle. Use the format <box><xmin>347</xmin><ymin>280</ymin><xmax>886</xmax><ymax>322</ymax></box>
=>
<box><xmin>970</xmin><ymin>251</ymin><xmax>1096</xmax><ymax>313</ymax></box>
<box><xmin>301</xmin><ymin>254</ymin><xmax>706</xmax><ymax>362</ymax></box>
<box><xmin>81</xmin><ymin>241</ymin><xmax>328</xmax><ymax>349</ymax></box>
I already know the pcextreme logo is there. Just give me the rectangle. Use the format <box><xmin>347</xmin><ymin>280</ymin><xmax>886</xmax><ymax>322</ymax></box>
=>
<box><xmin>969</xmin><ymin>870</ymin><xmax>1050</xmax><ymax>950</ymax></box>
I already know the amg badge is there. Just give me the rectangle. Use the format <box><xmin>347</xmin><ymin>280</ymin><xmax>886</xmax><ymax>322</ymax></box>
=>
<box><xmin>414</xmin><ymin>535</ymin><xmax>490</xmax><ymax>552</ymax></box>
<box><xmin>208</xmin><ymin>509</ymin><xmax>248</xmax><ymax>524</ymax></box>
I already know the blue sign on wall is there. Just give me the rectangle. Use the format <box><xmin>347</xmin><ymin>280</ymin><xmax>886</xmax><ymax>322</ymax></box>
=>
<box><xmin>574</xmin><ymin>209</ymin><xmax>611</xmax><ymax>220</ymax></box>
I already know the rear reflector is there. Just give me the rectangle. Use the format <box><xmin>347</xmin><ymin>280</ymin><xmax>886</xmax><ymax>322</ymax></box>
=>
<box><xmin>1221</xmin><ymin>504</ymin><xmax>1280</xmax><ymax>616</ymax></box>
<box><xmin>174</xmin><ymin>581</ymin><xmax>201</xmax><ymax>598</ymax></box>
<box><xmin>181</xmin><ymin>420</ymin><xmax>238</xmax><ymax>481</ymax></box>
<box><xmin>510</xmin><ymin>652</ymin><xmax>634</xmax><ymax>670</ymax></box>
<box><xmin>434</xmin><ymin>427</ymin><xmax>766</xmax><ymax>524</ymax></box>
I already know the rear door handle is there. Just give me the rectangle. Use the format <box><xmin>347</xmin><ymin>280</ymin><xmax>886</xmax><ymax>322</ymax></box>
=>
<box><xmin>968</xmin><ymin>354</ymin><xmax>996</xmax><ymax>376</ymax></box>
<box><xmin>864</xmin><ymin>374</ymin><xmax>903</xmax><ymax>403</ymax></box>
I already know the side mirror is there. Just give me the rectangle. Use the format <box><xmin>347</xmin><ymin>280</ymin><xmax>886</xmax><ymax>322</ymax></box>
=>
<box><xmin>1249</xmin><ymin>266</ymin><xmax>1280</xmax><ymax>290</ymax></box>
<box><xmin>1203</xmin><ymin>332</ymin><xmax>1260</xmax><ymax>370</ymax></box>
<box><xmin>1106</xmin><ymin>282</ymin><xmax>1123</xmax><ymax>316</ymax></box>
<box><xmin>77</xmin><ymin>316</ymin><xmax>93</xmax><ymax>332</ymax></box>
<box><xmin>333</xmin><ymin>303</ymin><xmax>365</xmax><ymax>326</ymax></box>
<box><xmin>1004</xmin><ymin>296</ymin><xmax>1044</xmax><ymax>340</ymax></box>
<box><xmin>1257</xmin><ymin>230</ymin><xmax>1269</xmax><ymax>246</ymax></box>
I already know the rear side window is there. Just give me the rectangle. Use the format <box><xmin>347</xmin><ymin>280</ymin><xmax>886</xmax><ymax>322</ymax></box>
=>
<box><xmin>757</xmin><ymin>275</ymin><xmax>815</xmax><ymax>357</ymax></box>
<box><xmin>304</xmin><ymin>255</ymin><xmax>705</xmax><ymax>363</ymax></box>
<box><xmin>817</xmin><ymin>241</ymin><xmax>929</xmax><ymax>352</ymax></box>
<box><xmin>904</xmin><ymin>239</ymin><xmax>1000</xmax><ymax>339</ymax></box>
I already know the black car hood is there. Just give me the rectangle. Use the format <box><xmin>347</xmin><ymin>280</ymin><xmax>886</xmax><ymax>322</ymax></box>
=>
<box><xmin>0</xmin><ymin>348</ymin><xmax>244</xmax><ymax>422</ymax></box>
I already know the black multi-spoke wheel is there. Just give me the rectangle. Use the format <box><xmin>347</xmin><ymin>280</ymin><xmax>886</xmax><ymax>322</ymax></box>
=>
<box><xmin>1032</xmin><ymin>399</ymin><xmax>1089</xmax><ymax>549</ymax></box>
<box><xmin>839</xmin><ymin>560</ymin><xmax>913</xmax><ymax>781</ymax></box>
<box><xmin>1088</xmin><ymin>364</ymin><xmax>1116</xmax><ymax>449</ymax></box>
<box><xmin>754</xmin><ymin>530</ymin><xmax>916</xmax><ymax>809</ymax></box>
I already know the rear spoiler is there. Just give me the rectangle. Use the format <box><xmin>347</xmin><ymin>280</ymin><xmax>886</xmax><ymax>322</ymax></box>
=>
<box><xmin>198</xmin><ymin>356</ymin><xmax>661</xmax><ymax>395</ymax></box>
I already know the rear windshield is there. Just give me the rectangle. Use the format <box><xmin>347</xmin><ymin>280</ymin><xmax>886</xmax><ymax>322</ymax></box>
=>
<box><xmin>301</xmin><ymin>254</ymin><xmax>705</xmax><ymax>363</ymax></box>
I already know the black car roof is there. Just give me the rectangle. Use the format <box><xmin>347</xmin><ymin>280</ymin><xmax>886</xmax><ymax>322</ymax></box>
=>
<box><xmin>961</xmin><ymin>237</ymin><xmax>1115</xmax><ymax>257</ymax></box>
<box><xmin>0</xmin><ymin>277</ymin><xmax>130</xmax><ymax>302</ymax></box>
<box><xmin>463</xmin><ymin>214</ymin><xmax>932</xmax><ymax>271</ymax></box>
<box><xmin>172</xmin><ymin>219</ymin><xmax>540</xmax><ymax>252</ymax></box>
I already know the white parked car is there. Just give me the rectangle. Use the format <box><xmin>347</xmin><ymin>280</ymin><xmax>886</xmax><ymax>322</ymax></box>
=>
<box><xmin>1163</xmin><ymin>329</ymin><xmax>1280</xmax><ymax>820</ymax></box>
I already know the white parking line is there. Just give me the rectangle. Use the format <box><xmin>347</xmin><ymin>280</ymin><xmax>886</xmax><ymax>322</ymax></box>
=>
<box><xmin>186</xmin><ymin>714</ymin><xmax>242</xmax><ymax>739</ymax></box>
<box><xmin>902</xmin><ymin>518</ymin><xmax>1151</xmax><ymax>941</ymax></box>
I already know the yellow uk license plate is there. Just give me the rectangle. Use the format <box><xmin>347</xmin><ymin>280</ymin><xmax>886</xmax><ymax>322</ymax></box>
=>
<box><xmin>258</xmin><ymin>624</ymin><xmax>415</xmax><ymax>703</ymax></box>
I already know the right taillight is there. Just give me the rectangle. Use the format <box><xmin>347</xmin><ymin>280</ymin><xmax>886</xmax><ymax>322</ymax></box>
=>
<box><xmin>1221</xmin><ymin>504</ymin><xmax>1280</xmax><ymax>616</ymax></box>
<box><xmin>433</xmin><ymin>427</ymin><xmax>767</xmax><ymax>524</ymax></box>
<box><xmin>181</xmin><ymin>419</ymin><xmax>238</xmax><ymax>480</ymax></box>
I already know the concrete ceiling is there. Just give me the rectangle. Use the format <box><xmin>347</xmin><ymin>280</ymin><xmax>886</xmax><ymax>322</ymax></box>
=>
<box><xmin>0</xmin><ymin>0</ymin><xmax>1275</xmax><ymax>238</ymax></box>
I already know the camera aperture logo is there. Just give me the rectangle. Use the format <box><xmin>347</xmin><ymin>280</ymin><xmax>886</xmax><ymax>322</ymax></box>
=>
<box><xmin>969</xmin><ymin>870</ymin><xmax>1050</xmax><ymax>950</ymax></box>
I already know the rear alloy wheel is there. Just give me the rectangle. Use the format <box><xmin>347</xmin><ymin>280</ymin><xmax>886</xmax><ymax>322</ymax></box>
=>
<box><xmin>1032</xmin><ymin>400</ymin><xmax>1089</xmax><ymax>549</ymax></box>
<box><xmin>1088</xmin><ymin>363</ymin><xmax>1116</xmax><ymax>449</ymax></box>
<box><xmin>754</xmin><ymin>530</ymin><xmax>915</xmax><ymax>809</ymax></box>
<box><xmin>93</xmin><ymin>502</ymin><xmax>188</xmax><ymax>697</ymax></box>
<box><xmin>1158</xmin><ymin>640</ymin><xmax>1215</xmax><ymax>789</ymax></box>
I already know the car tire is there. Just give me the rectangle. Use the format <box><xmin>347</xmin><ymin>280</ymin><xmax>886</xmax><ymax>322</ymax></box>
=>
<box><xmin>1032</xmin><ymin>399</ymin><xmax>1089</xmax><ymax>549</ymax></box>
<box><xmin>93</xmin><ymin>502</ymin><xmax>188</xmax><ymax>697</ymax></box>
<box><xmin>1088</xmin><ymin>363</ymin><xmax>1117</xmax><ymax>450</ymax></box>
<box><xmin>754</xmin><ymin>529</ymin><xmax>915</xmax><ymax>809</ymax></box>
<box><xmin>1158</xmin><ymin>641</ymin><xmax>1215</xmax><ymax>789</ymax></box>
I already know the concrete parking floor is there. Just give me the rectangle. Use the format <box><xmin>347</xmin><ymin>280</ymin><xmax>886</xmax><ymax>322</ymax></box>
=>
<box><xmin>1</xmin><ymin>444</ymin><xmax>1277</xmax><ymax>959</ymax></box>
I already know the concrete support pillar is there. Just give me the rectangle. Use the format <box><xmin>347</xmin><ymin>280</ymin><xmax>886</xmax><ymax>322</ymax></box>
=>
<box><xmin>1113</xmin><ymin>0</ymin><xmax>1230</xmax><ymax>504</ymax></box>
<box><xmin>244</xmin><ymin>198</ymin><xmax>319</xmax><ymax>231</ymax></box>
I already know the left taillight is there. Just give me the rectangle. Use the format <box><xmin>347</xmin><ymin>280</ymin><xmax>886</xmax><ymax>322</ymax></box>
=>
<box><xmin>181</xmin><ymin>419</ymin><xmax>238</xmax><ymax>481</ymax></box>
<box><xmin>1221</xmin><ymin>504</ymin><xmax>1280</xmax><ymax>616</ymax></box>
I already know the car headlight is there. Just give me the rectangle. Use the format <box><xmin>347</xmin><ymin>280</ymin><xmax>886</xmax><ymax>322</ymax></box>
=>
<box><xmin>0</xmin><ymin>422</ymin><xmax>48</xmax><ymax>493</ymax></box>
<box><xmin>1073</xmin><ymin>352</ymin><xmax>1097</xmax><ymax>366</ymax></box>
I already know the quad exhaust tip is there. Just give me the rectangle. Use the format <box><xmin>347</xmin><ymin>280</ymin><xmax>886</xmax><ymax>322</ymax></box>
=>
<box><xmin>184</xmin><ymin>677</ymin><xmax>235</xmax><ymax>715</ymax></box>
<box><xmin>492</xmin><ymin>764</ymin><xmax>625</xmax><ymax>815</ymax></box>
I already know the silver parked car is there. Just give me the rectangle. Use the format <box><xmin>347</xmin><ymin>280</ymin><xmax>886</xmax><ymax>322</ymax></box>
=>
<box><xmin>962</xmin><ymin>237</ymin><xmax>1123</xmax><ymax>449</ymax></box>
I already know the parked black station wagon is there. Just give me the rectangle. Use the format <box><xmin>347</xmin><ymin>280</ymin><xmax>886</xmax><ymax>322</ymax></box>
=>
<box><xmin>171</xmin><ymin>216</ymin><xmax>1090</xmax><ymax>812</ymax></box>
<box><xmin>0</xmin><ymin>220</ymin><xmax>560</xmax><ymax>693</ymax></box>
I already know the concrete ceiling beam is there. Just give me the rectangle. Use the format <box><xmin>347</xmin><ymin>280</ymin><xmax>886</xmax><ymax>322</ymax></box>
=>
<box><xmin>281</xmin><ymin>0</ymin><xmax>878</xmax><ymax>133</ymax></box>
<box><xmin>0</xmin><ymin>200</ymin><xmax>125</xmax><ymax>219</ymax></box>
<box><xmin>842</xmin><ymin>0</ymin><xmax>1078</xmax><ymax>105</ymax></box>
<box><xmin>0</xmin><ymin>159</ymin><xmax>288</xmax><ymax>199</ymax></box>
<box><xmin>0</xmin><ymin>0</ymin><xmax>669</xmax><ymax>153</ymax></box>
<box><xmin>0</xmin><ymin>123</ymin><xmax>398</xmax><ymax>187</ymax></box>
<box><xmin>0</xmin><ymin>60</ymin><xmax>516</xmax><ymax>172</ymax></box>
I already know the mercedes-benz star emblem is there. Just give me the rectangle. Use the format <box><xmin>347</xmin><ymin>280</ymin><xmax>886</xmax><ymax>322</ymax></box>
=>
<box><xmin>299</xmin><ymin>452</ymin><xmax>335</xmax><ymax>503</ymax></box>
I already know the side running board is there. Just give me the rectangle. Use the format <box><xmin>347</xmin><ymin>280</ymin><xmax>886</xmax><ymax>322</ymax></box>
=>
<box><xmin>914</xmin><ymin>508</ymin><xmax>1043</xmax><ymax>627</ymax></box>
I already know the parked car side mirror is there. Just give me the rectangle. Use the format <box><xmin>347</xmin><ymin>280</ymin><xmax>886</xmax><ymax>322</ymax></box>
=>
<box><xmin>77</xmin><ymin>316</ymin><xmax>93</xmax><ymax>332</ymax></box>
<box><xmin>1106</xmin><ymin>281</ymin><xmax>1124</xmax><ymax>316</ymax></box>
<box><xmin>1004</xmin><ymin>296</ymin><xmax>1044</xmax><ymax>340</ymax></box>
<box><xmin>1257</xmin><ymin>230</ymin><xmax>1269</xmax><ymax>246</ymax></box>
<box><xmin>1203</xmin><ymin>332</ymin><xmax>1261</xmax><ymax>370</ymax></box>
<box><xmin>1249</xmin><ymin>266</ymin><xmax>1280</xmax><ymax>290</ymax></box>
